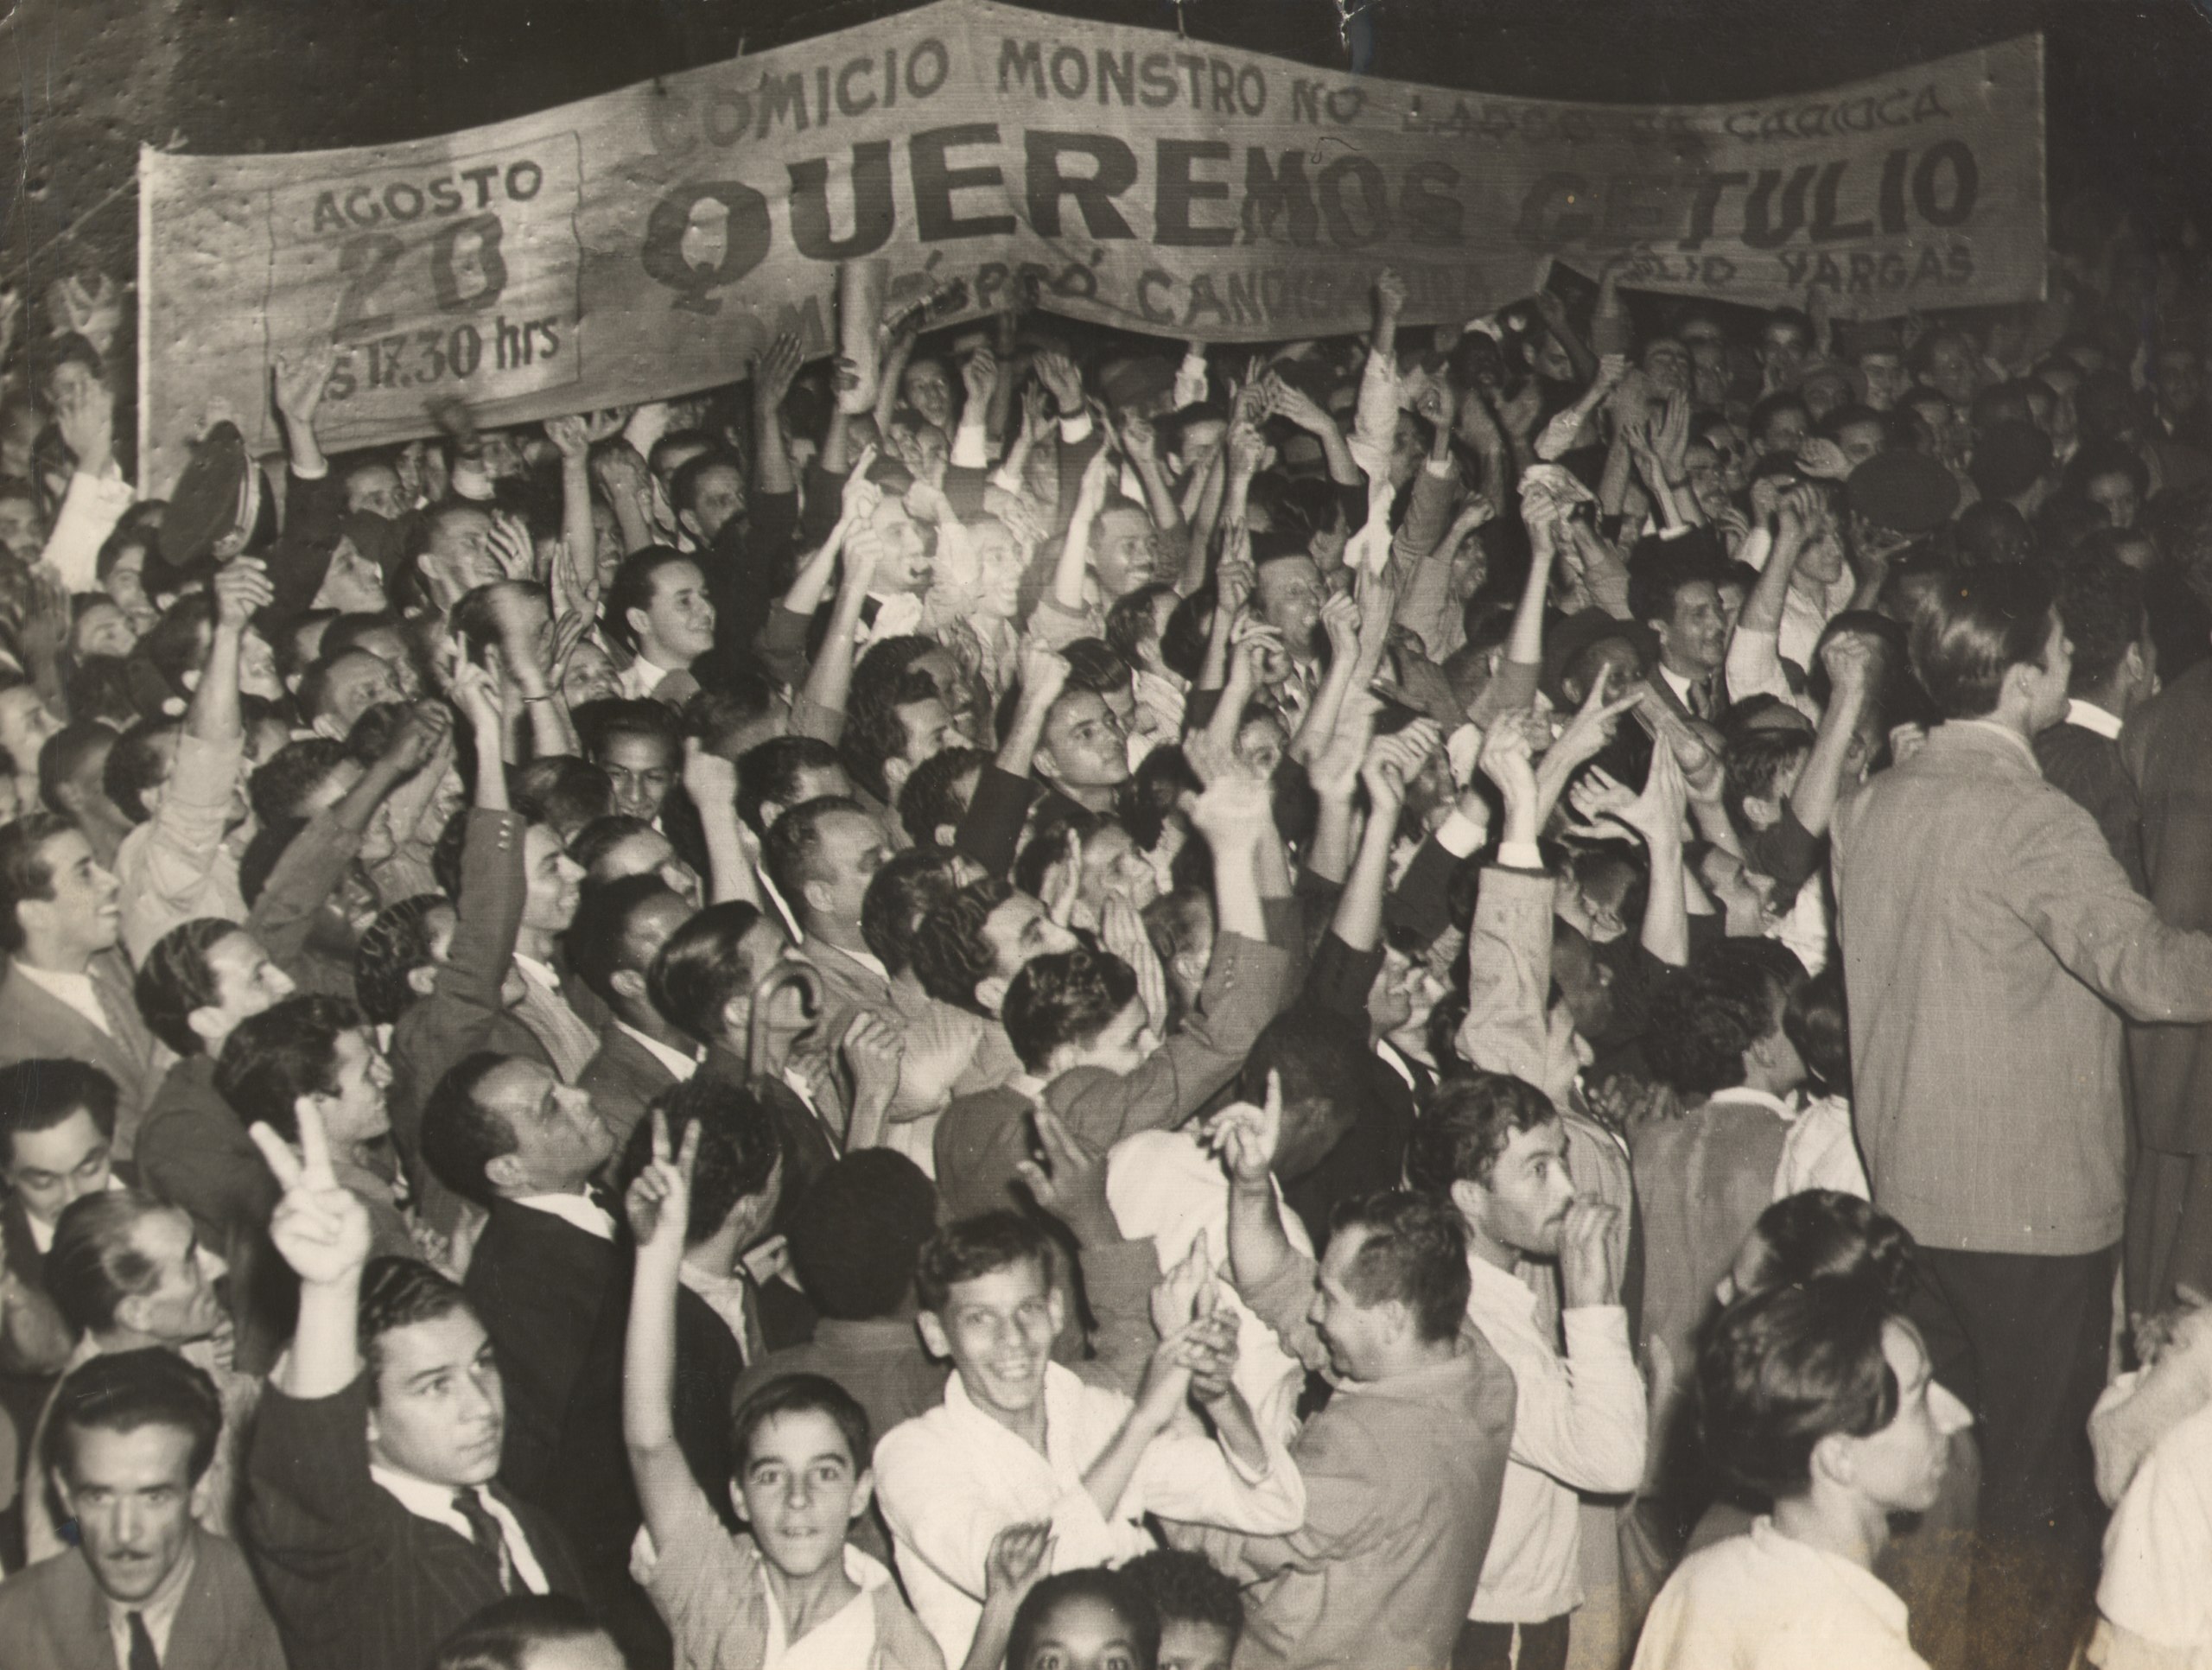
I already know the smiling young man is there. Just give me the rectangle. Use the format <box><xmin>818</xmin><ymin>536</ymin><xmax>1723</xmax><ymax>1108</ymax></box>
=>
<box><xmin>0</xmin><ymin>813</ymin><xmax>164</xmax><ymax>1156</ymax></box>
<box><xmin>246</xmin><ymin>1100</ymin><xmax>586</xmax><ymax>1670</ymax></box>
<box><xmin>873</xmin><ymin>1210</ymin><xmax>1304</xmax><ymax>1666</ymax></box>
<box><xmin>0</xmin><ymin>1348</ymin><xmax>285</xmax><ymax>1669</ymax></box>
<box><xmin>608</xmin><ymin>548</ymin><xmax>717</xmax><ymax>708</ymax></box>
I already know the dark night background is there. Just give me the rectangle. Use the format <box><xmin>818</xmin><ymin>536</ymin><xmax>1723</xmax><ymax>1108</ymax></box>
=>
<box><xmin>3</xmin><ymin>0</ymin><xmax>2209</xmax><ymax>300</ymax></box>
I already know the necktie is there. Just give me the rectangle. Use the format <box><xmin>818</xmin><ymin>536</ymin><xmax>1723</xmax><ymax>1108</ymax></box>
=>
<box><xmin>1688</xmin><ymin>677</ymin><xmax>1711</xmax><ymax>720</ymax></box>
<box><xmin>126</xmin><ymin>1610</ymin><xmax>160</xmax><ymax>1670</ymax></box>
<box><xmin>453</xmin><ymin>1487</ymin><xmax>515</xmax><ymax>1593</ymax></box>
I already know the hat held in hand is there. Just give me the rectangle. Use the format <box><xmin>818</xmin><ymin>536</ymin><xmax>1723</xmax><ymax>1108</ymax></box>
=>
<box><xmin>160</xmin><ymin>421</ymin><xmax>264</xmax><ymax>570</ymax></box>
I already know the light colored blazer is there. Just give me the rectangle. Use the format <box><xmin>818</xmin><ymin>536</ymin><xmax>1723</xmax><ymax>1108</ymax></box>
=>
<box><xmin>0</xmin><ymin>955</ymin><xmax>168</xmax><ymax>1159</ymax></box>
<box><xmin>1833</xmin><ymin>720</ymin><xmax>2212</xmax><ymax>1256</ymax></box>
<box><xmin>0</xmin><ymin>1524</ymin><xmax>286</xmax><ymax>1670</ymax></box>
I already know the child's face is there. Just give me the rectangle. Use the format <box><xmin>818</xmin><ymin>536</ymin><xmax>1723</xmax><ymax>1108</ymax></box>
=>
<box><xmin>1021</xmin><ymin>1594</ymin><xmax>1151</xmax><ymax>1670</ymax></box>
<box><xmin>732</xmin><ymin>1410</ymin><xmax>870</xmax><ymax>1579</ymax></box>
<box><xmin>1159</xmin><ymin>1617</ymin><xmax>1236</xmax><ymax>1670</ymax></box>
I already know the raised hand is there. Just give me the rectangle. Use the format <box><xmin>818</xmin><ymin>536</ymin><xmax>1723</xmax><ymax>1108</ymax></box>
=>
<box><xmin>1016</xmin><ymin>639</ymin><xmax>1071</xmax><ymax>710</ymax></box>
<box><xmin>1151</xmin><ymin>1230</ymin><xmax>1217</xmax><ymax>1341</ymax></box>
<box><xmin>625</xmin><ymin>1108</ymin><xmax>700</xmax><ymax>1255</ymax></box>
<box><xmin>447</xmin><ymin>658</ymin><xmax>503</xmax><ymax>730</ymax></box>
<box><xmin>1375</xmin><ymin>268</ymin><xmax>1408</xmax><ymax>319</ymax></box>
<box><xmin>1014</xmin><ymin>1103</ymin><xmax>1118</xmax><ymax>1249</ymax></box>
<box><xmin>1204</xmin><ymin>1070</ymin><xmax>1282</xmax><ymax>1188</ymax></box>
<box><xmin>248</xmin><ymin>1102</ymin><xmax>373</xmax><ymax>1287</ymax></box>
<box><xmin>53</xmin><ymin>372</ymin><xmax>116</xmax><ymax>475</ymax></box>
<box><xmin>273</xmin><ymin>340</ymin><xmax>339</xmax><ymax>429</ymax></box>
<box><xmin>1478</xmin><ymin>709</ymin><xmax>1540</xmax><ymax>812</ymax></box>
<box><xmin>983</xmin><ymin>1521</ymin><xmax>1055</xmax><ymax>1602</ymax></box>
<box><xmin>487</xmin><ymin>510</ymin><xmax>537</xmax><ymax>581</ymax></box>
<box><xmin>211</xmin><ymin>556</ymin><xmax>274</xmax><ymax>630</ymax></box>
<box><xmin>841</xmin><ymin>443</ymin><xmax>883</xmax><ymax>523</ymax></box>
<box><xmin>961</xmin><ymin>345</ymin><xmax>1001</xmax><ymax>410</ymax></box>
<box><xmin>1099</xmin><ymin>894</ymin><xmax>1169</xmax><ymax>1033</ymax></box>
<box><xmin>381</xmin><ymin>700</ymin><xmax>450</xmax><ymax>778</ymax></box>
<box><xmin>757</xmin><ymin>331</ymin><xmax>804</xmax><ymax>407</ymax></box>
<box><xmin>682</xmin><ymin>737</ymin><xmax>739</xmax><ymax>816</ymax></box>
<box><xmin>1545</xmin><ymin>664</ymin><xmax>1640</xmax><ymax>778</ymax></box>
<box><xmin>544</xmin><ymin>413</ymin><xmax>594</xmax><ymax>460</ymax></box>
<box><xmin>1034</xmin><ymin>349</ymin><xmax>1085</xmax><ymax>415</ymax></box>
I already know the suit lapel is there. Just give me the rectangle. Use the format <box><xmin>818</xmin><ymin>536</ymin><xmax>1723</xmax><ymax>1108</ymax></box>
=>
<box><xmin>2</xmin><ymin>966</ymin><xmax>143</xmax><ymax>1092</ymax></box>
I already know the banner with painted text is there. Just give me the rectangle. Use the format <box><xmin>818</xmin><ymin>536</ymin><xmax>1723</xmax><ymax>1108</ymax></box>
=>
<box><xmin>137</xmin><ymin>0</ymin><xmax>2044</xmax><ymax>491</ymax></box>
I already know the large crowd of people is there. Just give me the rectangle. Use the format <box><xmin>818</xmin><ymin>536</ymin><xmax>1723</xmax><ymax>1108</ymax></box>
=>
<box><xmin>0</xmin><ymin>176</ymin><xmax>2206</xmax><ymax>1670</ymax></box>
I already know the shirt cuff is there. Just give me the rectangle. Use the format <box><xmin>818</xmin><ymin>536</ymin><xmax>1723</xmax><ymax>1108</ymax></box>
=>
<box><xmin>1424</xmin><ymin>455</ymin><xmax>1456</xmax><ymax>479</ymax></box>
<box><xmin>1496</xmin><ymin>840</ymin><xmax>1544</xmax><ymax>872</ymax></box>
<box><xmin>950</xmin><ymin>419</ymin><xmax>991</xmax><ymax>470</ymax></box>
<box><xmin>1058</xmin><ymin>412</ymin><xmax>1095</xmax><ymax>445</ymax></box>
<box><xmin>1435</xmin><ymin>807</ymin><xmax>1491</xmax><ymax>859</ymax></box>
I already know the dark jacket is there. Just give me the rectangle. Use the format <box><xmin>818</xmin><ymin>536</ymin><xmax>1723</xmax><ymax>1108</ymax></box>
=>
<box><xmin>244</xmin><ymin>1375</ymin><xmax>585</xmax><ymax>1670</ymax></box>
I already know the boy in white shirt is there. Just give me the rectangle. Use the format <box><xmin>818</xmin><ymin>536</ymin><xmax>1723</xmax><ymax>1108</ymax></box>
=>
<box><xmin>1634</xmin><ymin>1274</ymin><xmax>1973</xmax><ymax>1670</ymax></box>
<box><xmin>873</xmin><ymin>1210</ymin><xmax>1305</xmax><ymax>1666</ymax></box>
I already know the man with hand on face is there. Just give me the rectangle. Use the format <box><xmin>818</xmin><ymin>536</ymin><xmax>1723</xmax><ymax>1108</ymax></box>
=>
<box><xmin>244</xmin><ymin>1107</ymin><xmax>586</xmax><ymax>1670</ymax></box>
<box><xmin>1195</xmin><ymin>1075</ymin><xmax>1517</xmax><ymax>1670</ymax></box>
<box><xmin>1409</xmin><ymin>1074</ymin><xmax>1645</xmax><ymax>1670</ymax></box>
<box><xmin>419</xmin><ymin>1052</ymin><xmax>619</xmax><ymax>1505</ymax></box>
<box><xmin>0</xmin><ymin>1349</ymin><xmax>286</xmax><ymax>1670</ymax></box>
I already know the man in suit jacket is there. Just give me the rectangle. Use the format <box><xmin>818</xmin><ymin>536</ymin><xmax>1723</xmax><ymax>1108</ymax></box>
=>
<box><xmin>569</xmin><ymin>877</ymin><xmax>701</xmax><ymax>1154</ymax></box>
<box><xmin>1833</xmin><ymin>567</ymin><xmax>2212</xmax><ymax>1670</ymax></box>
<box><xmin>2125</xmin><ymin>640</ymin><xmax>2212</xmax><ymax>1309</ymax></box>
<box><xmin>2034</xmin><ymin>555</ymin><xmax>2154</xmax><ymax>890</ymax></box>
<box><xmin>246</xmin><ymin>1105</ymin><xmax>586</xmax><ymax>1670</ymax></box>
<box><xmin>0</xmin><ymin>815</ymin><xmax>168</xmax><ymax>1157</ymax></box>
<box><xmin>547</xmin><ymin>1076</ymin><xmax>781</xmax><ymax>1669</ymax></box>
<box><xmin>2</xmin><ymin>1349</ymin><xmax>283</xmax><ymax>1670</ymax></box>
<box><xmin>1199</xmin><ymin>1186</ymin><xmax>1516</xmax><ymax>1670</ymax></box>
<box><xmin>419</xmin><ymin>1051</ymin><xmax>620</xmax><ymax>1504</ymax></box>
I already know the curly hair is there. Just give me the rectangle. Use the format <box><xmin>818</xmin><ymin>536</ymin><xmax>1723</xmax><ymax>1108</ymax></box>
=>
<box><xmin>1643</xmin><ymin>952</ymin><xmax>1783</xmax><ymax>1098</ymax></box>
<box><xmin>1000</xmin><ymin>947</ymin><xmax>1137</xmax><ymax>1074</ymax></box>
<box><xmin>1405</xmin><ymin>1072</ymin><xmax>1557</xmax><ymax>1194</ymax></box>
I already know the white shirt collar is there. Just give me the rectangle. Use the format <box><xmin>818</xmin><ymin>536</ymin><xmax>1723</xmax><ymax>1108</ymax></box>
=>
<box><xmin>814</xmin><ymin>939</ymin><xmax>890</xmax><ymax>983</ymax></box>
<box><xmin>615</xmin><ymin>1019</ymin><xmax>702</xmax><ymax>1083</ymax></box>
<box><xmin>2065</xmin><ymin>697</ymin><xmax>2125</xmax><ymax>740</ymax></box>
<box><xmin>1705</xmin><ymin>1085</ymin><xmax>1801</xmax><ymax>1123</ymax></box>
<box><xmin>511</xmin><ymin>1191</ymin><xmax>616</xmax><ymax>1241</ymax></box>
<box><xmin>512</xmin><ymin>954</ymin><xmax>561</xmax><ymax>994</ymax></box>
<box><xmin>1658</xmin><ymin>662</ymin><xmax>1696</xmax><ymax>706</ymax></box>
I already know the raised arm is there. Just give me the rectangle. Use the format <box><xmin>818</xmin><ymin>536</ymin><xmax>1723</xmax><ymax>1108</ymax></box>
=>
<box><xmin>682</xmin><ymin>741</ymin><xmax>763</xmax><ymax>907</ymax></box>
<box><xmin>622</xmin><ymin>1111</ymin><xmax>712</xmax><ymax>1548</ymax></box>
<box><xmin>753</xmin><ymin>333</ymin><xmax>804</xmax><ymax>499</ymax></box>
<box><xmin>1790</xmin><ymin>634</ymin><xmax>1877</xmax><ymax>839</ymax></box>
<box><xmin>793</xmin><ymin>514</ymin><xmax>887</xmax><ymax>735</ymax></box>
<box><xmin>251</xmin><ymin>1105</ymin><xmax>375</xmax><ymax>1399</ymax></box>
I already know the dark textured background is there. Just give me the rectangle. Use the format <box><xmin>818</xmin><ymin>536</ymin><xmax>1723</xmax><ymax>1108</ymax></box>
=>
<box><xmin>3</xmin><ymin>0</ymin><xmax>2207</xmax><ymax>304</ymax></box>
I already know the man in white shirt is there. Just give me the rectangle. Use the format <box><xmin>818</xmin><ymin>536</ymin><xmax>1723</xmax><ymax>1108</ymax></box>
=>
<box><xmin>245</xmin><ymin>1105</ymin><xmax>588</xmax><ymax>1670</ymax></box>
<box><xmin>607</xmin><ymin>549</ymin><xmax>715</xmax><ymax>705</ymax></box>
<box><xmin>1632</xmin><ymin>556</ymin><xmax>1729</xmax><ymax>723</ymax></box>
<box><xmin>1633</xmin><ymin>1276</ymin><xmax>1972</xmax><ymax>1670</ymax></box>
<box><xmin>873</xmin><ymin>1210</ymin><xmax>1305</xmax><ymax>1666</ymax></box>
<box><xmin>1408</xmin><ymin>1072</ymin><xmax>1645</xmax><ymax>1670</ymax></box>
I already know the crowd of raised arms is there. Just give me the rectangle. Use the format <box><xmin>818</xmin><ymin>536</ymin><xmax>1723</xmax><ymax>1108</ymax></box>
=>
<box><xmin>0</xmin><ymin>200</ymin><xmax>2209</xmax><ymax>1670</ymax></box>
